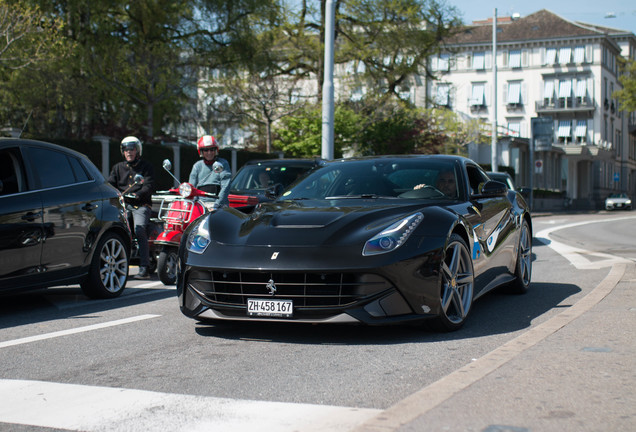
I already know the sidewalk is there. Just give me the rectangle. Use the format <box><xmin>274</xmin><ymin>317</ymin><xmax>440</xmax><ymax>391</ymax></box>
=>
<box><xmin>354</xmin><ymin>262</ymin><xmax>636</xmax><ymax>432</ymax></box>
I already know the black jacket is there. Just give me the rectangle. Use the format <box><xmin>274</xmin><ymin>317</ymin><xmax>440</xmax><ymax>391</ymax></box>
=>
<box><xmin>108</xmin><ymin>158</ymin><xmax>156</xmax><ymax>206</ymax></box>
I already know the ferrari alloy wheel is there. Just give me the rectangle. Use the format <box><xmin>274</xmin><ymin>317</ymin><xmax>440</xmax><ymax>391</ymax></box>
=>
<box><xmin>81</xmin><ymin>232</ymin><xmax>129</xmax><ymax>299</ymax></box>
<box><xmin>431</xmin><ymin>234</ymin><xmax>474</xmax><ymax>332</ymax></box>
<box><xmin>508</xmin><ymin>219</ymin><xmax>532</xmax><ymax>294</ymax></box>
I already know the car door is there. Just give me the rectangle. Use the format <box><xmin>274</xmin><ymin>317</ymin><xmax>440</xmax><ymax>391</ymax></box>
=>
<box><xmin>0</xmin><ymin>146</ymin><xmax>45</xmax><ymax>291</ymax></box>
<box><xmin>463</xmin><ymin>163</ymin><xmax>517</xmax><ymax>295</ymax></box>
<box><xmin>22</xmin><ymin>145</ymin><xmax>101</xmax><ymax>281</ymax></box>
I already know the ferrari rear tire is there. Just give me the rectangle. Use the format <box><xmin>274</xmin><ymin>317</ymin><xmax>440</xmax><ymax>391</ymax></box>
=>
<box><xmin>157</xmin><ymin>249</ymin><xmax>178</xmax><ymax>285</ymax></box>
<box><xmin>81</xmin><ymin>232</ymin><xmax>129</xmax><ymax>299</ymax></box>
<box><xmin>508</xmin><ymin>219</ymin><xmax>532</xmax><ymax>294</ymax></box>
<box><xmin>430</xmin><ymin>234</ymin><xmax>474</xmax><ymax>332</ymax></box>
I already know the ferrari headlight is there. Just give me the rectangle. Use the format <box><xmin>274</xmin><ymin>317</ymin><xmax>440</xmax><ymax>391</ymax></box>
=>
<box><xmin>187</xmin><ymin>216</ymin><xmax>210</xmax><ymax>254</ymax></box>
<box><xmin>363</xmin><ymin>212</ymin><xmax>423</xmax><ymax>256</ymax></box>
<box><xmin>626</xmin><ymin>200</ymin><xmax>632</xmax><ymax>205</ymax></box>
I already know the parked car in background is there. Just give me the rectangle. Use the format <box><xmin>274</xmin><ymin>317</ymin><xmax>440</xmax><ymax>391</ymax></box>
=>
<box><xmin>0</xmin><ymin>138</ymin><xmax>132</xmax><ymax>298</ymax></box>
<box><xmin>605</xmin><ymin>193</ymin><xmax>632</xmax><ymax>211</ymax></box>
<box><xmin>486</xmin><ymin>171</ymin><xmax>515</xmax><ymax>190</ymax></box>
<box><xmin>228</xmin><ymin>158</ymin><xmax>323</xmax><ymax>208</ymax></box>
<box><xmin>177</xmin><ymin>155</ymin><xmax>532</xmax><ymax>332</ymax></box>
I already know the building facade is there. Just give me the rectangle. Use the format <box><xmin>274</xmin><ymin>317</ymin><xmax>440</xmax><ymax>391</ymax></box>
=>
<box><xmin>429</xmin><ymin>9</ymin><xmax>636</xmax><ymax>209</ymax></box>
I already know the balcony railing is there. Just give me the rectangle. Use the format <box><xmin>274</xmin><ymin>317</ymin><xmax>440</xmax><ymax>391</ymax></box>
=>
<box><xmin>535</xmin><ymin>96</ymin><xmax>595</xmax><ymax>113</ymax></box>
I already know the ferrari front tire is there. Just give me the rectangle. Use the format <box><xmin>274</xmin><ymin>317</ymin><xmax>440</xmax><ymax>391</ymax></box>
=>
<box><xmin>430</xmin><ymin>234</ymin><xmax>474</xmax><ymax>332</ymax></box>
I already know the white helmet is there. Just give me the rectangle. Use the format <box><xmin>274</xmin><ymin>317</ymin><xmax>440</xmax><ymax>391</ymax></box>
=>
<box><xmin>121</xmin><ymin>136</ymin><xmax>142</xmax><ymax>156</ymax></box>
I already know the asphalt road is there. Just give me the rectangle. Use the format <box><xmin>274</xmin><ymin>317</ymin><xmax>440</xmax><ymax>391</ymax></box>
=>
<box><xmin>0</xmin><ymin>212</ymin><xmax>634</xmax><ymax>431</ymax></box>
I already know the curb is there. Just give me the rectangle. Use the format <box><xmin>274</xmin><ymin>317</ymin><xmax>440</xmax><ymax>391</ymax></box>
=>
<box><xmin>351</xmin><ymin>263</ymin><xmax>627</xmax><ymax>432</ymax></box>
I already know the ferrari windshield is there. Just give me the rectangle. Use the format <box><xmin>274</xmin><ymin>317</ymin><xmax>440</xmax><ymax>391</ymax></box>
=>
<box><xmin>230</xmin><ymin>161</ymin><xmax>315</xmax><ymax>193</ymax></box>
<box><xmin>280</xmin><ymin>158</ymin><xmax>460</xmax><ymax>201</ymax></box>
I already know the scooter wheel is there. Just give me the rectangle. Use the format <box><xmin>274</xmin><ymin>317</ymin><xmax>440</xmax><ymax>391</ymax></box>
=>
<box><xmin>157</xmin><ymin>249</ymin><xmax>178</xmax><ymax>285</ymax></box>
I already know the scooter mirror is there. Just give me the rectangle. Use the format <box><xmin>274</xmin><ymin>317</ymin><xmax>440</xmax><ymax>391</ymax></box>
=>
<box><xmin>133</xmin><ymin>174</ymin><xmax>144</xmax><ymax>184</ymax></box>
<box><xmin>162</xmin><ymin>159</ymin><xmax>172</xmax><ymax>171</ymax></box>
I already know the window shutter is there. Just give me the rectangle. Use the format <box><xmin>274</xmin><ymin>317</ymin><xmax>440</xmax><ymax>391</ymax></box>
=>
<box><xmin>522</xmin><ymin>49</ymin><xmax>529</xmax><ymax>67</ymax></box>
<box><xmin>521</xmin><ymin>120</ymin><xmax>527</xmax><ymax>138</ymax></box>
<box><xmin>521</xmin><ymin>82</ymin><xmax>527</xmax><ymax>104</ymax></box>
<box><xmin>485</xmin><ymin>83</ymin><xmax>491</xmax><ymax>106</ymax></box>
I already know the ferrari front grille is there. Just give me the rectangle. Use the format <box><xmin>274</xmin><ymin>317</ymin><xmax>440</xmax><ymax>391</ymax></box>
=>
<box><xmin>187</xmin><ymin>270</ymin><xmax>391</xmax><ymax>308</ymax></box>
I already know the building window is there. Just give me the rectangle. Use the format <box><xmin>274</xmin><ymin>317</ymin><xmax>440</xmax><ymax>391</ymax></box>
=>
<box><xmin>558</xmin><ymin>79</ymin><xmax>572</xmax><ymax>107</ymax></box>
<box><xmin>473</xmin><ymin>52</ymin><xmax>485</xmax><ymax>70</ymax></box>
<box><xmin>435</xmin><ymin>84</ymin><xmax>450</xmax><ymax>107</ymax></box>
<box><xmin>573</xmin><ymin>46</ymin><xmax>585</xmax><ymax>63</ymax></box>
<box><xmin>507</xmin><ymin>81</ymin><xmax>522</xmax><ymax>105</ymax></box>
<box><xmin>507</xmin><ymin>120</ymin><xmax>521</xmax><ymax>137</ymax></box>
<box><xmin>557</xmin><ymin>120</ymin><xmax>572</xmax><ymax>144</ymax></box>
<box><xmin>470</xmin><ymin>83</ymin><xmax>486</xmax><ymax>106</ymax></box>
<box><xmin>509</xmin><ymin>50</ymin><xmax>521</xmax><ymax>68</ymax></box>
<box><xmin>559</xmin><ymin>47</ymin><xmax>572</xmax><ymax>64</ymax></box>
<box><xmin>545</xmin><ymin>48</ymin><xmax>557</xmax><ymax>65</ymax></box>
<box><xmin>351</xmin><ymin>86</ymin><xmax>366</xmax><ymax>101</ymax></box>
<box><xmin>575</xmin><ymin>79</ymin><xmax>588</xmax><ymax>104</ymax></box>
<box><xmin>544</xmin><ymin>81</ymin><xmax>555</xmax><ymax>105</ymax></box>
<box><xmin>575</xmin><ymin>120</ymin><xmax>588</xmax><ymax>143</ymax></box>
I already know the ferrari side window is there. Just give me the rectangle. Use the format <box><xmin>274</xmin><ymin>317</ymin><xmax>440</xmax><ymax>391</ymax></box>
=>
<box><xmin>466</xmin><ymin>165</ymin><xmax>489</xmax><ymax>195</ymax></box>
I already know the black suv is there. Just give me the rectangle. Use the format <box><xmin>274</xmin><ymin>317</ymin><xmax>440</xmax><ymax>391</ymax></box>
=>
<box><xmin>0</xmin><ymin>138</ymin><xmax>132</xmax><ymax>298</ymax></box>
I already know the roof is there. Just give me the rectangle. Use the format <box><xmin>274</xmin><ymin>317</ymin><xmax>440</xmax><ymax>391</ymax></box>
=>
<box><xmin>446</xmin><ymin>9</ymin><xmax>617</xmax><ymax>46</ymax></box>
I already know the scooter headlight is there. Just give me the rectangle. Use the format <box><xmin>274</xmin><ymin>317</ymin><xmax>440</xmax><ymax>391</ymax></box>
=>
<box><xmin>178</xmin><ymin>182</ymin><xmax>193</xmax><ymax>198</ymax></box>
<box><xmin>187</xmin><ymin>216</ymin><xmax>210</xmax><ymax>254</ymax></box>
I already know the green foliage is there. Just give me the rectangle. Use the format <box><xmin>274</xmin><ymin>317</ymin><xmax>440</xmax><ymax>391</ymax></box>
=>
<box><xmin>274</xmin><ymin>104</ymin><xmax>374</xmax><ymax>158</ymax></box>
<box><xmin>273</xmin><ymin>99</ymin><xmax>484</xmax><ymax>158</ymax></box>
<box><xmin>615</xmin><ymin>58</ymin><xmax>636</xmax><ymax>113</ymax></box>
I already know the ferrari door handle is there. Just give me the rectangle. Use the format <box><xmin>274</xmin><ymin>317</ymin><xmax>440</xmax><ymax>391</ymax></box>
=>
<box><xmin>21</xmin><ymin>211</ymin><xmax>42</xmax><ymax>221</ymax></box>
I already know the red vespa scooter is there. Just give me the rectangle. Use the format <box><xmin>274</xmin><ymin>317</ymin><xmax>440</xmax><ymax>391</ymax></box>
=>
<box><xmin>153</xmin><ymin>160</ymin><xmax>217</xmax><ymax>285</ymax></box>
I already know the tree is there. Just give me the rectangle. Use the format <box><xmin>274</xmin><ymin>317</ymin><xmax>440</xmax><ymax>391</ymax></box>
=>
<box><xmin>615</xmin><ymin>58</ymin><xmax>636</xmax><ymax>113</ymax></box>
<box><xmin>206</xmin><ymin>71</ymin><xmax>307</xmax><ymax>153</ymax></box>
<box><xmin>0</xmin><ymin>0</ymin><xmax>62</xmax><ymax>70</ymax></box>
<box><xmin>274</xmin><ymin>103</ymin><xmax>362</xmax><ymax>157</ymax></box>
<box><xmin>337</xmin><ymin>0</ymin><xmax>462</xmax><ymax>102</ymax></box>
<box><xmin>270</xmin><ymin>0</ymin><xmax>461</xmax><ymax>102</ymax></box>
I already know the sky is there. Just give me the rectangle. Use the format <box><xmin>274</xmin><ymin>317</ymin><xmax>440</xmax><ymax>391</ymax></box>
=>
<box><xmin>447</xmin><ymin>1</ymin><xmax>636</xmax><ymax>35</ymax></box>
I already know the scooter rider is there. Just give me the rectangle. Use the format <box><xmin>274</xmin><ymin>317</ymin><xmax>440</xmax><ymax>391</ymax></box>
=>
<box><xmin>189</xmin><ymin>135</ymin><xmax>231</xmax><ymax>209</ymax></box>
<box><xmin>108</xmin><ymin>136</ymin><xmax>156</xmax><ymax>279</ymax></box>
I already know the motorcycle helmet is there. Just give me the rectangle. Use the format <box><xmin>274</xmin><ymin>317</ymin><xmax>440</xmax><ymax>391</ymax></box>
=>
<box><xmin>121</xmin><ymin>136</ymin><xmax>143</xmax><ymax>157</ymax></box>
<box><xmin>197</xmin><ymin>135</ymin><xmax>219</xmax><ymax>157</ymax></box>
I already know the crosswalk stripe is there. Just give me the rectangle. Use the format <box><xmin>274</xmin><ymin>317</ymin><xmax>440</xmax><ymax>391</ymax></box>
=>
<box><xmin>0</xmin><ymin>379</ymin><xmax>381</xmax><ymax>432</ymax></box>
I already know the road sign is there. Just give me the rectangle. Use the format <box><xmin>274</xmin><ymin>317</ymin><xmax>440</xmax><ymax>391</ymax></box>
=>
<box><xmin>531</xmin><ymin>117</ymin><xmax>553</xmax><ymax>151</ymax></box>
<box><xmin>614</xmin><ymin>172</ymin><xmax>620</xmax><ymax>182</ymax></box>
<box><xmin>535</xmin><ymin>159</ymin><xmax>543</xmax><ymax>174</ymax></box>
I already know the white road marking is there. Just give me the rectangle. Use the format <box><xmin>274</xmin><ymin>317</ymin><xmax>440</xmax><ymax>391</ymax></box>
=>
<box><xmin>0</xmin><ymin>314</ymin><xmax>160</xmax><ymax>349</ymax></box>
<box><xmin>132</xmin><ymin>281</ymin><xmax>173</xmax><ymax>289</ymax></box>
<box><xmin>0</xmin><ymin>379</ymin><xmax>381</xmax><ymax>432</ymax></box>
<box><xmin>535</xmin><ymin>215</ymin><xmax>636</xmax><ymax>269</ymax></box>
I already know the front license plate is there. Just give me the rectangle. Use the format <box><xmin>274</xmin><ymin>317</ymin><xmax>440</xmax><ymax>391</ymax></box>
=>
<box><xmin>247</xmin><ymin>298</ymin><xmax>293</xmax><ymax>318</ymax></box>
